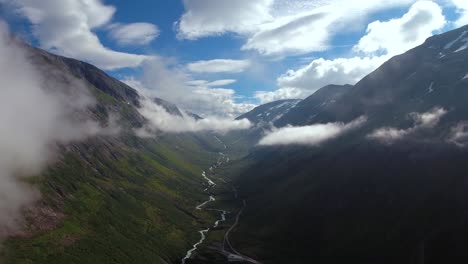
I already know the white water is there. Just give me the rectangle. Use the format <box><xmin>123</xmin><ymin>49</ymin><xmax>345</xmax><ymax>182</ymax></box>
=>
<box><xmin>181</xmin><ymin>150</ymin><xmax>230</xmax><ymax>263</ymax></box>
<box><xmin>181</xmin><ymin>228</ymin><xmax>210</xmax><ymax>264</ymax></box>
<box><xmin>213</xmin><ymin>210</ymin><xmax>228</xmax><ymax>228</ymax></box>
<box><xmin>195</xmin><ymin>195</ymin><xmax>215</xmax><ymax>210</ymax></box>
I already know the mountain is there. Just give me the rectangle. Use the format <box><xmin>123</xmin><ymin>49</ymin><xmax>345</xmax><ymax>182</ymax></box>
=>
<box><xmin>274</xmin><ymin>84</ymin><xmax>351</xmax><ymax>127</ymax></box>
<box><xmin>221</xmin><ymin>24</ymin><xmax>468</xmax><ymax>264</ymax></box>
<box><xmin>236</xmin><ymin>99</ymin><xmax>300</xmax><ymax>125</ymax></box>
<box><xmin>2</xmin><ymin>45</ymin><xmax>227</xmax><ymax>264</ymax></box>
<box><xmin>224</xmin><ymin>86</ymin><xmax>351</xmax><ymax>156</ymax></box>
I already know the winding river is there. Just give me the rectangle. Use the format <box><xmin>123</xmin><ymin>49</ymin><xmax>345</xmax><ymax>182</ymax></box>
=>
<box><xmin>181</xmin><ymin>142</ymin><xmax>261</xmax><ymax>264</ymax></box>
<box><xmin>181</xmin><ymin>152</ymin><xmax>229</xmax><ymax>264</ymax></box>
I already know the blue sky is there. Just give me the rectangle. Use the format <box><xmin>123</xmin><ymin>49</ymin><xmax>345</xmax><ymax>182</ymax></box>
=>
<box><xmin>0</xmin><ymin>0</ymin><xmax>466</xmax><ymax>117</ymax></box>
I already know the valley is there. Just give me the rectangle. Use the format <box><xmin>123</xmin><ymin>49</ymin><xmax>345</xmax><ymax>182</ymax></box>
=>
<box><xmin>2</xmin><ymin>3</ymin><xmax>468</xmax><ymax>263</ymax></box>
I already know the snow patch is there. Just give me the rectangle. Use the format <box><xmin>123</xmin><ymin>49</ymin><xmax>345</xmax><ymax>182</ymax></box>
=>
<box><xmin>444</xmin><ymin>31</ymin><xmax>468</xmax><ymax>50</ymax></box>
<box><xmin>427</xmin><ymin>82</ymin><xmax>434</xmax><ymax>93</ymax></box>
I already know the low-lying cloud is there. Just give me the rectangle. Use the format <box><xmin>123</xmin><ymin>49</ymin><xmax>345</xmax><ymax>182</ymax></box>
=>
<box><xmin>368</xmin><ymin>107</ymin><xmax>447</xmax><ymax>143</ymax></box>
<box><xmin>123</xmin><ymin>57</ymin><xmax>255</xmax><ymax>118</ymax></box>
<box><xmin>448</xmin><ymin>122</ymin><xmax>468</xmax><ymax>147</ymax></box>
<box><xmin>135</xmin><ymin>92</ymin><xmax>251</xmax><ymax>136</ymax></box>
<box><xmin>0</xmin><ymin>21</ymin><xmax>115</xmax><ymax>237</ymax></box>
<box><xmin>258</xmin><ymin>116</ymin><xmax>367</xmax><ymax>146</ymax></box>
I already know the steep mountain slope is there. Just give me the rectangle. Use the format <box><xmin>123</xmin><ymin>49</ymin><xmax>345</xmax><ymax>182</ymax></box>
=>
<box><xmin>223</xmin><ymin>86</ymin><xmax>351</xmax><ymax>156</ymax></box>
<box><xmin>225</xmin><ymin>25</ymin><xmax>468</xmax><ymax>264</ymax></box>
<box><xmin>236</xmin><ymin>99</ymin><xmax>300</xmax><ymax>125</ymax></box>
<box><xmin>1</xmin><ymin>45</ymin><xmax>225</xmax><ymax>264</ymax></box>
<box><xmin>274</xmin><ymin>84</ymin><xmax>351</xmax><ymax>127</ymax></box>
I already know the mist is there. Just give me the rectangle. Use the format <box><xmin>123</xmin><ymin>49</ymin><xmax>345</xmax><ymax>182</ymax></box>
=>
<box><xmin>258</xmin><ymin>116</ymin><xmax>367</xmax><ymax>146</ymax></box>
<box><xmin>0</xmin><ymin>21</ymin><xmax>113</xmax><ymax>237</ymax></box>
<box><xmin>368</xmin><ymin>107</ymin><xmax>447</xmax><ymax>143</ymax></box>
<box><xmin>135</xmin><ymin>92</ymin><xmax>251</xmax><ymax>136</ymax></box>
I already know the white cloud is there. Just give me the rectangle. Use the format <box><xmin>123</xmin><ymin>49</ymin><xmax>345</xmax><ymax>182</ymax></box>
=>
<box><xmin>123</xmin><ymin>58</ymin><xmax>255</xmax><ymax>118</ymax></box>
<box><xmin>276</xmin><ymin>56</ymin><xmax>389</xmax><ymax>97</ymax></box>
<box><xmin>187</xmin><ymin>79</ymin><xmax>237</xmax><ymax>87</ymax></box>
<box><xmin>254</xmin><ymin>87</ymin><xmax>304</xmax><ymax>104</ymax></box>
<box><xmin>267</xmin><ymin>1</ymin><xmax>446</xmax><ymax>103</ymax></box>
<box><xmin>448</xmin><ymin>122</ymin><xmax>468</xmax><ymax>147</ymax></box>
<box><xmin>176</xmin><ymin>0</ymin><xmax>417</xmax><ymax>57</ymax></box>
<box><xmin>452</xmin><ymin>0</ymin><xmax>468</xmax><ymax>27</ymax></box>
<box><xmin>108</xmin><ymin>22</ymin><xmax>159</xmax><ymax>46</ymax></box>
<box><xmin>0</xmin><ymin>21</ymin><xmax>116</xmax><ymax>236</ymax></box>
<box><xmin>354</xmin><ymin>1</ymin><xmax>446</xmax><ymax>55</ymax></box>
<box><xmin>135</xmin><ymin>94</ymin><xmax>251</xmax><ymax>136</ymax></box>
<box><xmin>241</xmin><ymin>10</ymin><xmax>333</xmax><ymax>55</ymax></box>
<box><xmin>258</xmin><ymin>116</ymin><xmax>367</xmax><ymax>146</ymax></box>
<box><xmin>186</xmin><ymin>59</ymin><xmax>251</xmax><ymax>73</ymax></box>
<box><xmin>368</xmin><ymin>107</ymin><xmax>447</xmax><ymax>143</ymax></box>
<box><xmin>176</xmin><ymin>0</ymin><xmax>274</xmax><ymax>40</ymax></box>
<box><xmin>3</xmin><ymin>0</ymin><xmax>152</xmax><ymax>70</ymax></box>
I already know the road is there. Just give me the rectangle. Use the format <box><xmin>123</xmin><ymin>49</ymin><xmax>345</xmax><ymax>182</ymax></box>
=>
<box><xmin>222</xmin><ymin>200</ymin><xmax>262</xmax><ymax>264</ymax></box>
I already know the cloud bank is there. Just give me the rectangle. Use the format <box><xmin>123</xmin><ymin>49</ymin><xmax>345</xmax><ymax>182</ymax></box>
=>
<box><xmin>0</xmin><ymin>21</ymin><xmax>115</xmax><ymax>237</ymax></box>
<box><xmin>258</xmin><ymin>116</ymin><xmax>367</xmax><ymax>146</ymax></box>
<box><xmin>135</xmin><ymin>93</ymin><xmax>251</xmax><ymax>136</ymax></box>
<box><xmin>124</xmin><ymin>57</ymin><xmax>255</xmax><ymax>118</ymax></box>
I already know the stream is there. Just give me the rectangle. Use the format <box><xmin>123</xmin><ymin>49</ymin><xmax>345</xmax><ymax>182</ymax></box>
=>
<box><xmin>181</xmin><ymin>152</ymin><xmax>229</xmax><ymax>264</ymax></box>
<box><xmin>181</xmin><ymin>142</ymin><xmax>261</xmax><ymax>264</ymax></box>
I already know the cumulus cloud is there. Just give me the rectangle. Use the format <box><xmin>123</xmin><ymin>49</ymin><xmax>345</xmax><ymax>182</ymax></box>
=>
<box><xmin>135</xmin><ymin>94</ymin><xmax>251</xmax><ymax>136</ymax></box>
<box><xmin>2</xmin><ymin>0</ymin><xmax>153</xmax><ymax>70</ymax></box>
<box><xmin>354</xmin><ymin>1</ymin><xmax>446</xmax><ymax>55</ymax></box>
<box><xmin>258</xmin><ymin>116</ymin><xmax>367</xmax><ymax>146</ymax></box>
<box><xmin>186</xmin><ymin>59</ymin><xmax>251</xmax><ymax>74</ymax></box>
<box><xmin>123</xmin><ymin>58</ymin><xmax>255</xmax><ymax>118</ymax></box>
<box><xmin>368</xmin><ymin>107</ymin><xmax>447</xmax><ymax>143</ymax></box>
<box><xmin>266</xmin><ymin>0</ymin><xmax>446</xmax><ymax>103</ymax></box>
<box><xmin>276</xmin><ymin>56</ymin><xmax>389</xmax><ymax>97</ymax></box>
<box><xmin>108</xmin><ymin>22</ymin><xmax>159</xmax><ymax>46</ymax></box>
<box><xmin>0</xmin><ymin>21</ymin><xmax>114</xmax><ymax>237</ymax></box>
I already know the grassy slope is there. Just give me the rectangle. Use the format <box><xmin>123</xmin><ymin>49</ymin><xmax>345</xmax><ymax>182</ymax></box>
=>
<box><xmin>0</xmin><ymin>66</ymin><xmax>225</xmax><ymax>263</ymax></box>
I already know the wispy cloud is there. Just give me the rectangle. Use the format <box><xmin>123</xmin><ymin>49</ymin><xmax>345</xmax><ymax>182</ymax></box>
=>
<box><xmin>186</xmin><ymin>59</ymin><xmax>251</xmax><ymax>73</ymax></box>
<box><xmin>123</xmin><ymin>57</ymin><xmax>255</xmax><ymax>118</ymax></box>
<box><xmin>448</xmin><ymin>122</ymin><xmax>468</xmax><ymax>147</ymax></box>
<box><xmin>258</xmin><ymin>116</ymin><xmax>367</xmax><ymax>146</ymax></box>
<box><xmin>135</xmin><ymin>92</ymin><xmax>251</xmax><ymax>136</ymax></box>
<box><xmin>108</xmin><ymin>22</ymin><xmax>160</xmax><ymax>46</ymax></box>
<box><xmin>368</xmin><ymin>107</ymin><xmax>447</xmax><ymax>143</ymax></box>
<box><xmin>0</xmin><ymin>21</ymin><xmax>115</xmax><ymax>236</ymax></box>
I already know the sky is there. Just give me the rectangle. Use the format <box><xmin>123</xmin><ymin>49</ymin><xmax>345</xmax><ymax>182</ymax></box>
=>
<box><xmin>0</xmin><ymin>0</ymin><xmax>466</xmax><ymax>118</ymax></box>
